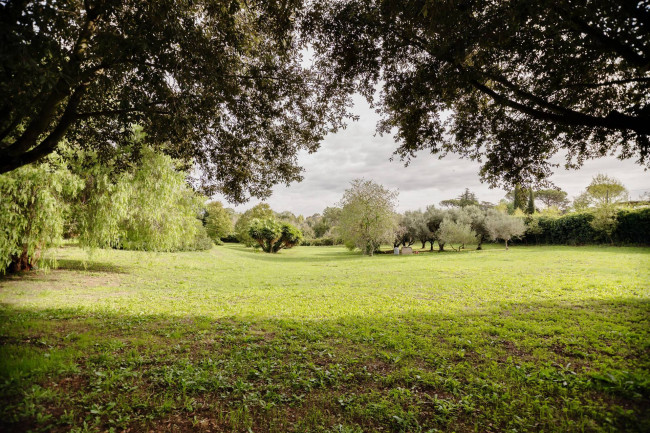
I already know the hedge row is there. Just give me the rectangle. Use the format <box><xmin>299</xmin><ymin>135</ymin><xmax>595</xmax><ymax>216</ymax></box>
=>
<box><xmin>520</xmin><ymin>208</ymin><xmax>650</xmax><ymax>245</ymax></box>
<box><xmin>301</xmin><ymin>237</ymin><xmax>344</xmax><ymax>246</ymax></box>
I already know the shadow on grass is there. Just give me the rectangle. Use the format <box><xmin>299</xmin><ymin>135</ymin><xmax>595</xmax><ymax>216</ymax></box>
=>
<box><xmin>1</xmin><ymin>297</ymin><xmax>648</xmax><ymax>432</ymax></box>
<box><xmin>230</xmin><ymin>245</ymin><xmax>364</xmax><ymax>263</ymax></box>
<box><xmin>54</xmin><ymin>258</ymin><xmax>128</xmax><ymax>274</ymax></box>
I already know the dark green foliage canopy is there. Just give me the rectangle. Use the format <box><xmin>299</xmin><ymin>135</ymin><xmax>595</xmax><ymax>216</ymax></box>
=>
<box><xmin>204</xmin><ymin>201</ymin><xmax>233</xmax><ymax>244</ymax></box>
<box><xmin>440</xmin><ymin>188</ymin><xmax>479</xmax><ymax>208</ymax></box>
<box><xmin>248</xmin><ymin>218</ymin><xmax>303</xmax><ymax>253</ymax></box>
<box><xmin>535</xmin><ymin>189</ymin><xmax>569</xmax><ymax>209</ymax></box>
<box><xmin>0</xmin><ymin>0</ymin><xmax>349</xmax><ymax>202</ymax></box>
<box><xmin>305</xmin><ymin>0</ymin><xmax>650</xmax><ymax>187</ymax></box>
<box><xmin>234</xmin><ymin>203</ymin><xmax>274</xmax><ymax>246</ymax></box>
<box><xmin>527</xmin><ymin>189</ymin><xmax>536</xmax><ymax>215</ymax></box>
<box><xmin>511</xmin><ymin>184</ymin><xmax>528</xmax><ymax>211</ymax></box>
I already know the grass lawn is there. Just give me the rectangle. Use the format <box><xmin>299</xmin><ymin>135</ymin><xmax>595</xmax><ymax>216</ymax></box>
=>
<box><xmin>1</xmin><ymin>243</ymin><xmax>649</xmax><ymax>432</ymax></box>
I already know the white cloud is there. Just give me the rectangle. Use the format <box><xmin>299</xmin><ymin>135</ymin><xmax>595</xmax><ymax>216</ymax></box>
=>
<box><xmin>214</xmin><ymin>96</ymin><xmax>650</xmax><ymax>215</ymax></box>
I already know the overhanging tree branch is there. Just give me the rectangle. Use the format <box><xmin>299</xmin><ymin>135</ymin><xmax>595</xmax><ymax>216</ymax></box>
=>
<box><xmin>469</xmin><ymin>78</ymin><xmax>650</xmax><ymax>135</ymax></box>
<box><xmin>0</xmin><ymin>87</ymin><xmax>88</xmax><ymax>174</ymax></box>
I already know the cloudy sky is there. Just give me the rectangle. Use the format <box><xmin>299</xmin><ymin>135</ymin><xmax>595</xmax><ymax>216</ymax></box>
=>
<box><xmin>216</xmin><ymin>95</ymin><xmax>650</xmax><ymax>216</ymax></box>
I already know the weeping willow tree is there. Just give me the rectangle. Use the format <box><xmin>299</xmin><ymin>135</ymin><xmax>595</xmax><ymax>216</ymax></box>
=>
<box><xmin>68</xmin><ymin>146</ymin><xmax>212</xmax><ymax>252</ymax></box>
<box><xmin>0</xmin><ymin>156</ymin><xmax>82</xmax><ymax>273</ymax></box>
<box><xmin>0</xmin><ymin>145</ymin><xmax>212</xmax><ymax>273</ymax></box>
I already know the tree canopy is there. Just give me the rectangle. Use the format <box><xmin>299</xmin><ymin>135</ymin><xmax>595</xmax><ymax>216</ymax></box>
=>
<box><xmin>305</xmin><ymin>0</ymin><xmax>650</xmax><ymax>187</ymax></box>
<box><xmin>586</xmin><ymin>174</ymin><xmax>629</xmax><ymax>206</ymax></box>
<box><xmin>234</xmin><ymin>203</ymin><xmax>275</xmax><ymax>246</ymax></box>
<box><xmin>439</xmin><ymin>189</ymin><xmax>479</xmax><ymax>208</ymax></box>
<box><xmin>535</xmin><ymin>189</ymin><xmax>569</xmax><ymax>209</ymax></box>
<box><xmin>0</xmin><ymin>0</ymin><xmax>350</xmax><ymax>202</ymax></box>
<box><xmin>338</xmin><ymin>179</ymin><xmax>398</xmax><ymax>255</ymax></box>
<box><xmin>204</xmin><ymin>201</ymin><xmax>234</xmax><ymax>245</ymax></box>
<box><xmin>248</xmin><ymin>218</ymin><xmax>303</xmax><ymax>253</ymax></box>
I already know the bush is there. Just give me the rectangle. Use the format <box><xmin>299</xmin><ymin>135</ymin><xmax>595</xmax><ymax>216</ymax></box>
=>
<box><xmin>248</xmin><ymin>218</ymin><xmax>303</xmax><ymax>253</ymax></box>
<box><xmin>220</xmin><ymin>234</ymin><xmax>240</xmax><ymax>243</ymax></box>
<box><xmin>615</xmin><ymin>208</ymin><xmax>650</xmax><ymax>244</ymax></box>
<box><xmin>521</xmin><ymin>208</ymin><xmax>650</xmax><ymax>245</ymax></box>
<box><xmin>302</xmin><ymin>237</ymin><xmax>341</xmax><ymax>246</ymax></box>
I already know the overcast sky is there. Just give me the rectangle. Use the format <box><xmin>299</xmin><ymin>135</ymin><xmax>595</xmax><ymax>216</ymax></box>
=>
<box><xmin>215</xmin><ymin>95</ymin><xmax>650</xmax><ymax>216</ymax></box>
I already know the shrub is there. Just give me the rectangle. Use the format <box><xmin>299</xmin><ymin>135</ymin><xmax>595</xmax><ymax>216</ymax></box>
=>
<box><xmin>189</xmin><ymin>221</ymin><xmax>214</xmax><ymax>251</ymax></box>
<box><xmin>302</xmin><ymin>237</ymin><xmax>341</xmax><ymax>246</ymax></box>
<box><xmin>235</xmin><ymin>204</ymin><xmax>274</xmax><ymax>246</ymax></box>
<box><xmin>614</xmin><ymin>208</ymin><xmax>650</xmax><ymax>244</ymax></box>
<box><xmin>248</xmin><ymin>218</ymin><xmax>303</xmax><ymax>253</ymax></box>
<box><xmin>519</xmin><ymin>207</ymin><xmax>650</xmax><ymax>245</ymax></box>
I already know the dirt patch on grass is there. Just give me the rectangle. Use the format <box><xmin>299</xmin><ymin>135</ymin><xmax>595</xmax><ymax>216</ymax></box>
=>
<box><xmin>0</xmin><ymin>269</ymin><xmax>124</xmax><ymax>292</ymax></box>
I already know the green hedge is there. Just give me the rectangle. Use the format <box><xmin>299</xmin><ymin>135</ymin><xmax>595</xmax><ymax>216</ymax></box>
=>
<box><xmin>520</xmin><ymin>208</ymin><xmax>650</xmax><ymax>245</ymax></box>
<box><xmin>615</xmin><ymin>208</ymin><xmax>650</xmax><ymax>244</ymax></box>
<box><xmin>301</xmin><ymin>237</ymin><xmax>343</xmax><ymax>246</ymax></box>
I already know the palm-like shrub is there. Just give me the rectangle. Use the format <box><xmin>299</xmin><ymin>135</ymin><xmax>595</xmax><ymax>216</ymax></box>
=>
<box><xmin>248</xmin><ymin>218</ymin><xmax>303</xmax><ymax>253</ymax></box>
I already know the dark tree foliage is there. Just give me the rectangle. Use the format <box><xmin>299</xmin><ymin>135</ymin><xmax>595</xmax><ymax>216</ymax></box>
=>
<box><xmin>535</xmin><ymin>188</ymin><xmax>570</xmax><ymax>209</ymax></box>
<box><xmin>526</xmin><ymin>189</ymin><xmax>536</xmax><ymax>215</ymax></box>
<box><xmin>510</xmin><ymin>184</ymin><xmax>528</xmax><ymax>211</ymax></box>
<box><xmin>0</xmin><ymin>0</ymin><xmax>350</xmax><ymax>202</ymax></box>
<box><xmin>304</xmin><ymin>0</ymin><xmax>650</xmax><ymax>187</ymax></box>
<box><xmin>516</xmin><ymin>208</ymin><xmax>649</xmax><ymax>245</ymax></box>
<box><xmin>440</xmin><ymin>188</ymin><xmax>479</xmax><ymax>208</ymax></box>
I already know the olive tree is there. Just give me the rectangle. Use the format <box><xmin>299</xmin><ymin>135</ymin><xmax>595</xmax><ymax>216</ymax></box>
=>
<box><xmin>409</xmin><ymin>209</ymin><xmax>436</xmax><ymax>250</ymax></box>
<box><xmin>464</xmin><ymin>205</ymin><xmax>490</xmax><ymax>250</ymax></box>
<box><xmin>338</xmin><ymin>179</ymin><xmax>398</xmax><ymax>256</ymax></box>
<box><xmin>437</xmin><ymin>219</ymin><xmax>478</xmax><ymax>252</ymax></box>
<box><xmin>485</xmin><ymin>211</ymin><xmax>527</xmax><ymax>250</ymax></box>
<box><xmin>394</xmin><ymin>212</ymin><xmax>418</xmax><ymax>248</ymax></box>
<box><xmin>425</xmin><ymin>206</ymin><xmax>448</xmax><ymax>251</ymax></box>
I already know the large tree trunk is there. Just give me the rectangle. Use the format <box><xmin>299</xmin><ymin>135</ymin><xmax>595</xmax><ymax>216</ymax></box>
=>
<box><xmin>476</xmin><ymin>235</ymin><xmax>483</xmax><ymax>250</ymax></box>
<box><xmin>505</xmin><ymin>239</ymin><xmax>509</xmax><ymax>250</ymax></box>
<box><xmin>8</xmin><ymin>250</ymin><xmax>33</xmax><ymax>273</ymax></box>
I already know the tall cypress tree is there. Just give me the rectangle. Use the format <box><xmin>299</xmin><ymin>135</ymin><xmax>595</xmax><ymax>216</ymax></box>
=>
<box><xmin>513</xmin><ymin>184</ymin><xmax>523</xmax><ymax>211</ymax></box>
<box><xmin>526</xmin><ymin>189</ymin><xmax>535</xmax><ymax>214</ymax></box>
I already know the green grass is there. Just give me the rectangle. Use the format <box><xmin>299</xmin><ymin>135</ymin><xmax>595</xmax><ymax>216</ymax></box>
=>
<box><xmin>1</xmin><ymin>243</ymin><xmax>649</xmax><ymax>432</ymax></box>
